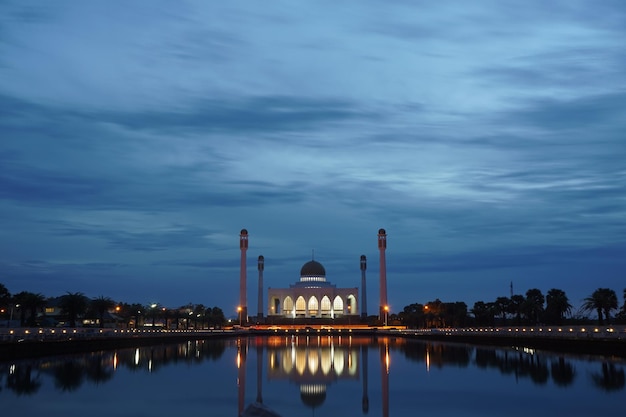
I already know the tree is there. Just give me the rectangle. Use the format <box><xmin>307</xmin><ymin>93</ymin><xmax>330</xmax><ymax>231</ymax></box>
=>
<box><xmin>523</xmin><ymin>289</ymin><xmax>545</xmax><ymax>325</ymax></box>
<box><xmin>0</xmin><ymin>282</ymin><xmax>10</xmax><ymax>304</ymax></box>
<box><xmin>472</xmin><ymin>301</ymin><xmax>495</xmax><ymax>326</ymax></box>
<box><xmin>399</xmin><ymin>303</ymin><xmax>426</xmax><ymax>328</ymax></box>
<box><xmin>207</xmin><ymin>306</ymin><xmax>226</xmax><ymax>328</ymax></box>
<box><xmin>14</xmin><ymin>291</ymin><xmax>46</xmax><ymax>326</ymax></box>
<box><xmin>59</xmin><ymin>292</ymin><xmax>89</xmax><ymax>327</ymax></box>
<box><xmin>581</xmin><ymin>288</ymin><xmax>618</xmax><ymax>325</ymax></box>
<box><xmin>90</xmin><ymin>296</ymin><xmax>115</xmax><ymax>328</ymax></box>
<box><xmin>494</xmin><ymin>297</ymin><xmax>510</xmax><ymax>325</ymax></box>
<box><xmin>545</xmin><ymin>288</ymin><xmax>572</xmax><ymax>325</ymax></box>
<box><xmin>0</xmin><ymin>283</ymin><xmax>10</xmax><ymax>318</ymax></box>
<box><xmin>509</xmin><ymin>294</ymin><xmax>525</xmax><ymax>325</ymax></box>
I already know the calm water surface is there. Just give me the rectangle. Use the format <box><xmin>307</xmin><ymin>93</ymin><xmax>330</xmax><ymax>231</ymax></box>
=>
<box><xmin>1</xmin><ymin>335</ymin><xmax>624</xmax><ymax>416</ymax></box>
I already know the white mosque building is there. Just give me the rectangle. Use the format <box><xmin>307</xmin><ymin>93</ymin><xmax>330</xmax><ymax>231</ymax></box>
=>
<box><xmin>267</xmin><ymin>259</ymin><xmax>358</xmax><ymax>319</ymax></box>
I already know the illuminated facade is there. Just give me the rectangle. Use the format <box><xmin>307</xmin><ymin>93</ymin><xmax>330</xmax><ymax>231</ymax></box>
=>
<box><xmin>267</xmin><ymin>260</ymin><xmax>358</xmax><ymax>318</ymax></box>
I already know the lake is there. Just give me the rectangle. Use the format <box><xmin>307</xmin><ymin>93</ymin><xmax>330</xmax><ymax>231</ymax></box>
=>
<box><xmin>1</xmin><ymin>334</ymin><xmax>624</xmax><ymax>416</ymax></box>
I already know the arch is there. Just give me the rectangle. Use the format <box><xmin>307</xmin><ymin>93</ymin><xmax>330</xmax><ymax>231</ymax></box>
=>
<box><xmin>347</xmin><ymin>294</ymin><xmax>357</xmax><ymax>315</ymax></box>
<box><xmin>320</xmin><ymin>296</ymin><xmax>331</xmax><ymax>316</ymax></box>
<box><xmin>270</xmin><ymin>297</ymin><xmax>280</xmax><ymax>316</ymax></box>
<box><xmin>283</xmin><ymin>296</ymin><xmax>294</xmax><ymax>315</ymax></box>
<box><xmin>295</xmin><ymin>296</ymin><xmax>306</xmax><ymax>316</ymax></box>
<box><xmin>333</xmin><ymin>296</ymin><xmax>343</xmax><ymax>313</ymax></box>
<box><xmin>308</xmin><ymin>296</ymin><xmax>319</xmax><ymax>317</ymax></box>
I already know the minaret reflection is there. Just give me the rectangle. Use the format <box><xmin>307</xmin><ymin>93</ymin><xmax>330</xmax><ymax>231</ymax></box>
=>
<box><xmin>362</xmin><ymin>344</ymin><xmax>369</xmax><ymax>414</ymax></box>
<box><xmin>380</xmin><ymin>338</ymin><xmax>390</xmax><ymax>417</ymax></box>
<box><xmin>241</xmin><ymin>337</ymin><xmax>281</xmax><ymax>417</ymax></box>
<box><xmin>237</xmin><ymin>338</ymin><xmax>247</xmax><ymax>416</ymax></box>
<box><xmin>256</xmin><ymin>343</ymin><xmax>263</xmax><ymax>404</ymax></box>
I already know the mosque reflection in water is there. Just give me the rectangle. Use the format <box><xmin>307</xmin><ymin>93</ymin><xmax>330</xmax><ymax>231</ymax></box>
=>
<box><xmin>238</xmin><ymin>335</ymin><xmax>385</xmax><ymax>416</ymax></box>
<box><xmin>1</xmin><ymin>336</ymin><xmax>625</xmax><ymax>416</ymax></box>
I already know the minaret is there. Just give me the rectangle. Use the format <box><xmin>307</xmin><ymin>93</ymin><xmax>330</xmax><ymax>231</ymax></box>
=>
<box><xmin>360</xmin><ymin>255</ymin><xmax>368</xmax><ymax>319</ymax></box>
<box><xmin>378</xmin><ymin>228</ymin><xmax>388</xmax><ymax>321</ymax></box>
<box><xmin>257</xmin><ymin>255</ymin><xmax>264</xmax><ymax>320</ymax></box>
<box><xmin>239</xmin><ymin>229</ymin><xmax>248</xmax><ymax>324</ymax></box>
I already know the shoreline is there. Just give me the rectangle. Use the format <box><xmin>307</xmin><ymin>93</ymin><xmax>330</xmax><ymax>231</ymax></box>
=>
<box><xmin>1</xmin><ymin>325</ymin><xmax>625</xmax><ymax>360</ymax></box>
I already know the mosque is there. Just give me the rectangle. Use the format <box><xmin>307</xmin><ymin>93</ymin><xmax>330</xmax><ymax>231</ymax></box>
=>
<box><xmin>237</xmin><ymin>228</ymin><xmax>389</xmax><ymax>323</ymax></box>
<box><xmin>267</xmin><ymin>259</ymin><xmax>357</xmax><ymax>318</ymax></box>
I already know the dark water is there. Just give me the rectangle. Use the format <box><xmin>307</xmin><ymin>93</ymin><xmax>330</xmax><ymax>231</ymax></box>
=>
<box><xmin>1</xmin><ymin>335</ymin><xmax>624</xmax><ymax>416</ymax></box>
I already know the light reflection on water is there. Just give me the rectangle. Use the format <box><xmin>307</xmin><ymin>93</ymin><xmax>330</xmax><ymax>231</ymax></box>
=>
<box><xmin>0</xmin><ymin>335</ymin><xmax>624</xmax><ymax>416</ymax></box>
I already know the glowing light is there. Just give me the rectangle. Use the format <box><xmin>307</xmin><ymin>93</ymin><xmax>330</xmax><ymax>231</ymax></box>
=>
<box><xmin>385</xmin><ymin>345</ymin><xmax>390</xmax><ymax>374</ymax></box>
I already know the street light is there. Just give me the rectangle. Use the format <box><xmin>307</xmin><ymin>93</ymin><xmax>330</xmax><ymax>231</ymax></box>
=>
<box><xmin>237</xmin><ymin>306</ymin><xmax>242</xmax><ymax>326</ymax></box>
<box><xmin>384</xmin><ymin>305</ymin><xmax>389</xmax><ymax>327</ymax></box>
<box><xmin>150</xmin><ymin>303</ymin><xmax>157</xmax><ymax>327</ymax></box>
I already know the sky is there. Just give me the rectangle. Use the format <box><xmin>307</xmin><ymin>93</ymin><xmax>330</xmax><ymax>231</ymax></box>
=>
<box><xmin>1</xmin><ymin>0</ymin><xmax>625</xmax><ymax>316</ymax></box>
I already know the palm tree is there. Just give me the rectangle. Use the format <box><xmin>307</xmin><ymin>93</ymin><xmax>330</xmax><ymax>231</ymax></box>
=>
<box><xmin>523</xmin><ymin>289</ymin><xmax>545</xmax><ymax>325</ymax></box>
<box><xmin>59</xmin><ymin>292</ymin><xmax>89</xmax><ymax>327</ymax></box>
<box><xmin>14</xmin><ymin>291</ymin><xmax>46</xmax><ymax>326</ymax></box>
<box><xmin>545</xmin><ymin>288</ymin><xmax>572</xmax><ymax>325</ymax></box>
<box><xmin>90</xmin><ymin>296</ymin><xmax>115</xmax><ymax>328</ymax></box>
<box><xmin>582</xmin><ymin>288</ymin><xmax>618</xmax><ymax>325</ymax></box>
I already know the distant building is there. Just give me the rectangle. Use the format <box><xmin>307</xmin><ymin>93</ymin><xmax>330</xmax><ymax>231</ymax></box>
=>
<box><xmin>267</xmin><ymin>259</ymin><xmax>358</xmax><ymax>318</ymax></box>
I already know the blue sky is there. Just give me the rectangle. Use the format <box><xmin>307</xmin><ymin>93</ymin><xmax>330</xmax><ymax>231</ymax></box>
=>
<box><xmin>1</xmin><ymin>0</ymin><xmax>625</xmax><ymax>316</ymax></box>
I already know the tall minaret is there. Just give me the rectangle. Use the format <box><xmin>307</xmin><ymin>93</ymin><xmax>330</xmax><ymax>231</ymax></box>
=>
<box><xmin>239</xmin><ymin>229</ymin><xmax>248</xmax><ymax>324</ymax></box>
<box><xmin>257</xmin><ymin>255</ymin><xmax>264</xmax><ymax>320</ymax></box>
<box><xmin>378</xmin><ymin>228</ymin><xmax>388</xmax><ymax>321</ymax></box>
<box><xmin>360</xmin><ymin>255</ymin><xmax>368</xmax><ymax>319</ymax></box>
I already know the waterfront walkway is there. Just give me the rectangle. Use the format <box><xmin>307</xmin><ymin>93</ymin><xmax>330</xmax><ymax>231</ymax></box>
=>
<box><xmin>1</xmin><ymin>325</ymin><xmax>625</xmax><ymax>360</ymax></box>
<box><xmin>1</xmin><ymin>324</ymin><xmax>625</xmax><ymax>343</ymax></box>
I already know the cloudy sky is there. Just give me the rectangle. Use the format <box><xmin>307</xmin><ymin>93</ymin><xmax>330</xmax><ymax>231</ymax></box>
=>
<box><xmin>1</xmin><ymin>1</ymin><xmax>624</xmax><ymax>316</ymax></box>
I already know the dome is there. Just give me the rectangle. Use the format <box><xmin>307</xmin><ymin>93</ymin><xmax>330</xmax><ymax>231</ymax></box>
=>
<box><xmin>300</xmin><ymin>260</ymin><xmax>326</xmax><ymax>277</ymax></box>
<box><xmin>300</xmin><ymin>384</ymin><xmax>327</xmax><ymax>409</ymax></box>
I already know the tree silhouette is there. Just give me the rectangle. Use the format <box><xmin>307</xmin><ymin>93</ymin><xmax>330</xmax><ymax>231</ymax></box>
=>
<box><xmin>494</xmin><ymin>297</ymin><xmax>510</xmax><ymax>325</ymax></box>
<box><xmin>508</xmin><ymin>294</ymin><xmax>525</xmax><ymax>325</ymax></box>
<box><xmin>523</xmin><ymin>289</ymin><xmax>545</xmax><ymax>325</ymax></box>
<box><xmin>590</xmin><ymin>362</ymin><xmax>625</xmax><ymax>392</ymax></box>
<box><xmin>90</xmin><ymin>296</ymin><xmax>115</xmax><ymax>328</ymax></box>
<box><xmin>582</xmin><ymin>288</ymin><xmax>618</xmax><ymax>325</ymax></box>
<box><xmin>6</xmin><ymin>364</ymin><xmax>42</xmax><ymax>395</ymax></box>
<box><xmin>545</xmin><ymin>288</ymin><xmax>572</xmax><ymax>325</ymax></box>
<box><xmin>59</xmin><ymin>292</ymin><xmax>89</xmax><ymax>327</ymax></box>
<box><xmin>14</xmin><ymin>291</ymin><xmax>46</xmax><ymax>326</ymax></box>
